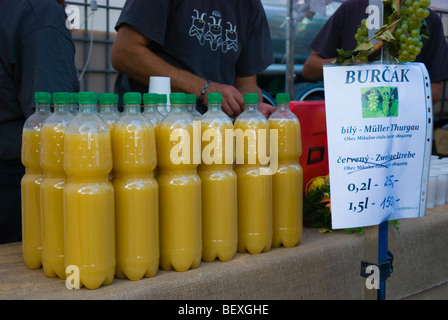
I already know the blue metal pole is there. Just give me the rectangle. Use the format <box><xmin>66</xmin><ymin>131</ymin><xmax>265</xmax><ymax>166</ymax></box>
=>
<box><xmin>377</xmin><ymin>221</ymin><xmax>389</xmax><ymax>300</ymax></box>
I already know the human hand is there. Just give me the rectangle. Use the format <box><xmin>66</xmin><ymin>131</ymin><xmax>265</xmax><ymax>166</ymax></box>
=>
<box><xmin>204</xmin><ymin>82</ymin><xmax>244</xmax><ymax>117</ymax></box>
<box><xmin>257</xmin><ymin>102</ymin><xmax>276</xmax><ymax>118</ymax></box>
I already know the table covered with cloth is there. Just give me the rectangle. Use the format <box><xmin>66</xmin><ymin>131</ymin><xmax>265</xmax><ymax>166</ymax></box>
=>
<box><xmin>1</xmin><ymin>206</ymin><xmax>447</xmax><ymax>300</ymax></box>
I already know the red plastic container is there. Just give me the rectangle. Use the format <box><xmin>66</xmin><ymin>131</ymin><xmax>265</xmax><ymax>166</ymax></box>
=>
<box><xmin>289</xmin><ymin>100</ymin><xmax>329</xmax><ymax>193</ymax></box>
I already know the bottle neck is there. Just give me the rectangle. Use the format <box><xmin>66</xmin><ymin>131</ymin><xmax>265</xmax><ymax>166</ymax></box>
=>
<box><xmin>170</xmin><ymin>103</ymin><xmax>185</xmax><ymax>113</ymax></box>
<box><xmin>123</xmin><ymin>104</ymin><xmax>140</xmax><ymax>114</ymax></box>
<box><xmin>53</xmin><ymin>104</ymin><xmax>69</xmax><ymax>113</ymax></box>
<box><xmin>207</xmin><ymin>103</ymin><xmax>221</xmax><ymax>112</ymax></box>
<box><xmin>78</xmin><ymin>104</ymin><xmax>97</xmax><ymax>114</ymax></box>
<box><xmin>69</xmin><ymin>103</ymin><xmax>79</xmax><ymax>114</ymax></box>
<box><xmin>144</xmin><ymin>104</ymin><xmax>158</xmax><ymax>112</ymax></box>
<box><xmin>100</xmin><ymin>104</ymin><xmax>116</xmax><ymax>113</ymax></box>
<box><xmin>276</xmin><ymin>102</ymin><xmax>289</xmax><ymax>110</ymax></box>
<box><xmin>245</xmin><ymin>103</ymin><xmax>258</xmax><ymax>112</ymax></box>
<box><xmin>36</xmin><ymin>102</ymin><xmax>51</xmax><ymax>113</ymax></box>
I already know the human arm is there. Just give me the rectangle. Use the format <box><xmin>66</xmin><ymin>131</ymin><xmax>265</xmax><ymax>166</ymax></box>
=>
<box><xmin>232</xmin><ymin>75</ymin><xmax>276</xmax><ymax>118</ymax></box>
<box><xmin>302</xmin><ymin>51</ymin><xmax>336</xmax><ymax>81</ymax></box>
<box><xmin>202</xmin><ymin>75</ymin><xmax>275</xmax><ymax>118</ymax></box>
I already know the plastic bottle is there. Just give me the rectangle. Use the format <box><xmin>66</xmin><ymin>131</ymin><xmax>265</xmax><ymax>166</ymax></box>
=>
<box><xmin>186</xmin><ymin>94</ymin><xmax>202</xmax><ymax>120</ymax></box>
<box><xmin>63</xmin><ymin>91</ymin><xmax>115</xmax><ymax>289</ymax></box>
<box><xmin>21</xmin><ymin>91</ymin><xmax>52</xmax><ymax>269</ymax></box>
<box><xmin>156</xmin><ymin>92</ymin><xmax>201</xmax><ymax>271</ymax></box>
<box><xmin>112</xmin><ymin>92</ymin><xmax>159</xmax><ymax>280</ymax></box>
<box><xmin>98</xmin><ymin>92</ymin><xmax>120</xmax><ymax>132</ymax></box>
<box><xmin>268</xmin><ymin>93</ymin><xmax>303</xmax><ymax>248</ymax></box>
<box><xmin>234</xmin><ymin>93</ymin><xmax>272</xmax><ymax>254</ymax></box>
<box><xmin>68</xmin><ymin>92</ymin><xmax>79</xmax><ymax>115</ymax></box>
<box><xmin>40</xmin><ymin>92</ymin><xmax>74</xmax><ymax>279</ymax></box>
<box><xmin>143</xmin><ymin>92</ymin><xmax>163</xmax><ymax>126</ymax></box>
<box><xmin>157</xmin><ymin>93</ymin><xmax>169</xmax><ymax>117</ymax></box>
<box><xmin>198</xmin><ymin>92</ymin><xmax>237</xmax><ymax>262</ymax></box>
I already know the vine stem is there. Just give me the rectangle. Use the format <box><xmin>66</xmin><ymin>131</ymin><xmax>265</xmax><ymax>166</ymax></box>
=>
<box><xmin>369</xmin><ymin>0</ymin><xmax>401</xmax><ymax>54</ymax></box>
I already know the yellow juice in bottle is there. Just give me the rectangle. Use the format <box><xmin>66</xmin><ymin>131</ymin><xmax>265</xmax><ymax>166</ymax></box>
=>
<box><xmin>40</xmin><ymin>92</ymin><xmax>73</xmax><ymax>278</ymax></box>
<box><xmin>21</xmin><ymin>130</ymin><xmax>44</xmax><ymax>269</ymax></box>
<box><xmin>21</xmin><ymin>92</ymin><xmax>52</xmax><ymax>269</ymax></box>
<box><xmin>112</xmin><ymin>92</ymin><xmax>159</xmax><ymax>280</ymax></box>
<box><xmin>268</xmin><ymin>93</ymin><xmax>303</xmax><ymax>248</ymax></box>
<box><xmin>234</xmin><ymin>93</ymin><xmax>272</xmax><ymax>255</ymax></box>
<box><xmin>157</xmin><ymin>92</ymin><xmax>201</xmax><ymax>272</ymax></box>
<box><xmin>198</xmin><ymin>92</ymin><xmax>237</xmax><ymax>262</ymax></box>
<box><xmin>63</xmin><ymin>92</ymin><xmax>115</xmax><ymax>289</ymax></box>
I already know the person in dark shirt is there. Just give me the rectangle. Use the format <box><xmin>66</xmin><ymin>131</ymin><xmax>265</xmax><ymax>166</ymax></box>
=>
<box><xmin>302</xmin><ymin>0</ymin><xmax>448</xmax><ymax>104</ymax></box>
<box><xmin>111</xmin><ymin>0</ymin><xmax>276</xmax><ymax>118</ymax></box>
<box><xmin>0</xmin><ymin>0</ymin><xmax>79</xmax><ymax>244</ymax></box>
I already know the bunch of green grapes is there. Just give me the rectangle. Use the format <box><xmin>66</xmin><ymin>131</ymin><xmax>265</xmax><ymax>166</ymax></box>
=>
<box><xmin>393</xmin><ymin>0</ymin><xmax>430</xmax><ymax>62</ymax></box>
<box><xmin>368</xmin><ymin>92</ymin><xmax>379</xmax><ymax>111</ymax></box>
<box><xmin>382</xmin><ymin>92</ymin><xmax>391</xmax><ymax>116</ymax></box>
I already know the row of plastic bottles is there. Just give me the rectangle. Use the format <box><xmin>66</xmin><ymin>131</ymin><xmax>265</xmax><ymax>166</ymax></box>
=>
<box><xmin>21</xmin><ymin>90</ymin><xmax>303</xmax><ymax>289</ymax></box>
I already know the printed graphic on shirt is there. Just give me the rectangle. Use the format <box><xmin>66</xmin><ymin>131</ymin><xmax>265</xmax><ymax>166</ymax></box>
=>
<box><xmin>189</xmin><ymin>9</ymin><xmax>238</xmax><ymax>53</ymax></box>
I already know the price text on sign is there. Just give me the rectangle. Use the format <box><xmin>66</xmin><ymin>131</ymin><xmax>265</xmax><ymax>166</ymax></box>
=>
<box><xmin>345</xmin><ymin>176</ymin><xmax>400</xmax><ymax>214</ymax></box>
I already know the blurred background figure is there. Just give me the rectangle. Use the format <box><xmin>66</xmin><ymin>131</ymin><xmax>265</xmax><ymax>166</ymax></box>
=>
<box><xmin>0</xmin><ymin>0</ymin><xmax>79</xmax><ymax>244</ymax></box>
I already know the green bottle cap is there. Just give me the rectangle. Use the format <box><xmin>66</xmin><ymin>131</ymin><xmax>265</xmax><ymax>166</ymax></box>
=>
<box><xmin>78</xmin><ymin>91</ymin><xmax>98</xmax><ymax>105</ymax></box>
<box><xmin>207</xmin><ymin>92</ymin><xmax>222</xmax><ymax>104</ymax></box>
<box><xmin>186</xmin><ymin>94</ymin><xmax>197</xmax><ymax>104</ymax></box>
<box><xmin>69</xmin><ymin>92</ymin><xmax>78</xmax><ymax>104</ymax></box>
<box><xmin>276</xmin><ymin>93</ymin><xmax>290</xmax><ymax>104</ymax></box>
<box><xmin>35</xmin><ymin>91</ymin><xmax>51</xmax><ymax>104</ymax></box>
<box><xmin>99</xmin><ymin>93</ymin><xmax>116</xmax><ymax>104</ymax></box>
<box><xmin>244</xmin><ymin>93</ymin><xmax>259</xmax><ymax>104</ymax></box>
<box><xmin>170</xmin><ymin>92</ymin><xmax>186</xmax><ymax>104</ymax></box>
<box><xmin>158</xmin><ymin>94</ymin><xmax>167</xmax><ymax>104</ymax></box>
<box><xmin>113</xmin><ymin>93</ymin><xmax>119</xmax><ymax>104</ymax></box>
<box><xmin>123</xmin><ymin>92</ymin><xmax>142</xmax><ymax>105</ymax></box>
<box><xmin>53</xmin><ymin>92</ymin><xmax>70</xmax><ymax>104</ymax></box>
<box><xmin>143</xmin><ymin>93</ymin><xmax>158</xmax><ymax>104</ymax></box>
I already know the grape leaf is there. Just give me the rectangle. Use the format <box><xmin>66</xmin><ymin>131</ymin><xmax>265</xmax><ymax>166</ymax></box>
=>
<box><xmin>334</xmin><ymin>49</ymin><xmax>356</xmax><ymax>63</ymax></box>
<box><xmin>378</xmin><ymin>30</ymin><xmax>395</xmax><ymax>42</ymax></box>
<box><xmin>355</xmin><ymin>42</ymin><xmax>375</xmax><ymax>52</ymax></box>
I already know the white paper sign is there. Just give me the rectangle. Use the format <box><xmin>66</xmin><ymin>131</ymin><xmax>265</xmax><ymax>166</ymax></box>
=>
<box><xmin>323</xmin><ymin>63</ymin><xmax>433</xmax><ymax>229</ymax></box>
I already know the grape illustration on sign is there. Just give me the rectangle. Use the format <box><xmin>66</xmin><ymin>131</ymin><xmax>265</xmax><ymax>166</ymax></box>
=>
<box><xmin>361</xmin><ymin>87</ymin><xmax>399</xmax><ymax>118</ymax></box>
